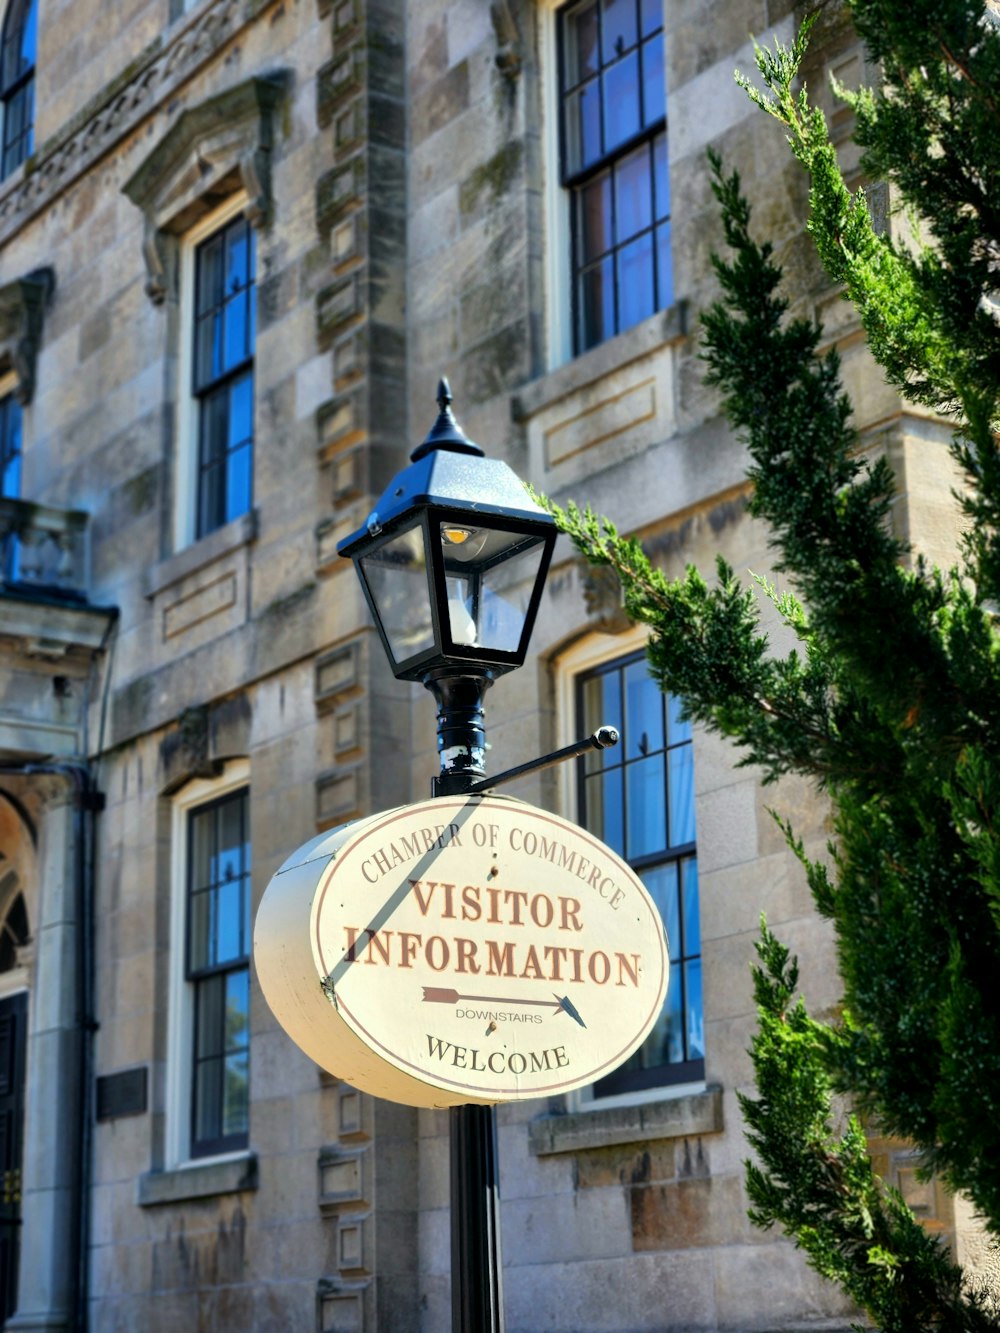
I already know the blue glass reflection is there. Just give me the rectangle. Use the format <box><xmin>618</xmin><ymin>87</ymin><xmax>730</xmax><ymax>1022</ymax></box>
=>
<box><xmin>624</xmin><ymin>657</ymin><xmax>663</xmax><ymax>759</ymax></box>
<box><xmin>682</xmin><ymin>856</ymin><xmax>701</xmax><ymax>956</ymax></box>
<box><xmin>615</xmin><ymin>145</ymin><xmax>653</xmax><ymax>241</ymax></box>
<box><xmin>626</xmin><ymin>752</ymin><xmax>665</xmax><ymax>858</ymax></box>
<box><xmin>640</xmin><ymin>0</ymin><xmax>661</xmax><ymax>36</ymax></box>
<box><xmin>642</xmin><ymin>31</ymin><xmax>665</xmax><ymax>125</ymax></box>
<box><xmin>602</xmin><ymin>0</ymin><xmax>636</xmax><ymax>60</ymax></box>
<box><xmin>668</xmin><ymin>743</ymin><xmax>696</xmax><ymax>846</ymax></box>
<box><xmin>685</xmin><ymin>959</ymin><xmax>704</xmax><ymax>1058</ymax></box>
<box><xmin>603</xmin><ymin>52</ymin><xmax>640</xmax><ymax>153</ymax></box>
<box><xmin>617</xmin><ymin>232</ymin><xmax>655</xmax><ymax>331</ymax></box>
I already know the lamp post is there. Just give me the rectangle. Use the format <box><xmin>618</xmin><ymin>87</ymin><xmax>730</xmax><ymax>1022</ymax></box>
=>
<box><xmin>338</xmin><ymin>380</ymin><xmax>557</xmax><ymax>1333</ymax></box>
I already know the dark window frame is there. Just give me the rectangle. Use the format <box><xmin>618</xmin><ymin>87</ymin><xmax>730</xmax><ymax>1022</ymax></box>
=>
<box><xmin>575</xmin><ymin>649</ymin><xmax>704</xmax><ymax>1097</ymax></box>
<box><xmin>0</xmin><ymin>0</ymin><xmax>36</xmax><ymax>179</ymax></box>
<box><xmin>192</xmin><ymin>212</ymin><xmax>256</xmax><ymax>541</ymax></box>
<box><xmin>185</xmin><ymin>787</ymin><xmax>251</xmax><ymax>1160</ymax></box>
<box><xmin>0</xmin><ymin>389</ymin><xmax>22</xmax><ymax>582</ymax></box>
<box><xmin>557</xmin><ymin>0</ymin><xmax>671</xmax><ymax>355</ymax></box>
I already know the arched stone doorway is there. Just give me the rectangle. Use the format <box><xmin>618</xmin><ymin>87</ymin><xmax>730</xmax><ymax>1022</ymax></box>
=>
<box><xmin>0</xmin><ymin>791</ymin><xmax>36</xmax><ymax>1324</ymax></box>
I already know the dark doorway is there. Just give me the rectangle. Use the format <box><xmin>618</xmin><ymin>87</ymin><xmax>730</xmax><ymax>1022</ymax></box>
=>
<box><xmin>0</xmin><ymin>990</ymin><xmax>26</xmax><ymax>1321</ymax></box>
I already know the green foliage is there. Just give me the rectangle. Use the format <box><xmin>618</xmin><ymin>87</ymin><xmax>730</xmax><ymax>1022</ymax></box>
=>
<box><xmin>542</xmin><ymin>0</ymin><xmax>1000</xmax><ymax>1324</ymax></box>
<box><xmin>743</xmin><ymin>921</ymin><xmax>995</xmax><ymax>1332</ymax></box>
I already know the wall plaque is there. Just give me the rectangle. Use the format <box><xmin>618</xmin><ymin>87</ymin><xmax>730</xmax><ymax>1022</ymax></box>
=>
<box><xmin>255</xmin><ymin>794</ymin><xmax>669</xmax><ymax>1108</ymax></box>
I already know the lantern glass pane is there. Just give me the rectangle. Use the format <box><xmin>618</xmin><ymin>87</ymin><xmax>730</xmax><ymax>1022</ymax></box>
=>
<box><xmin>478</xmin><ymin>536</ymin><xmax>546</xmax><ymax>651</ymax></box>
<box><xmin>439</xmin><ymin>525</ymin><xmax>547</xmax><ymax>654</ymax></box>
<box><xmin>360</xmin><ymin>525</ymin><xmax>436</xmax><ymax>665</ymax></box>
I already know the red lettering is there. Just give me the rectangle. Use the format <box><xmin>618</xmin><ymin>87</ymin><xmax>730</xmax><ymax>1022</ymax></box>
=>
<box><xmin>410</xmin><ymin>879</ymin><xmax>437</xmax><ymax>916</ymax></box>
<box><xmin>344</xmin><ymin>926</ymin><xmax>362</xmax><ymax>962</ymax></box>
<box><xmin>544</xmin><ymin>946</ymin><xmax>568</xmax><ymax>980</ymax></box>
<box><xmin>530</xmin><ymin>894</ymin><xmax>554</xmax><ymax>928</ymax></box>
<box><xmin>398</xmin><ymin>932</ymin><xmax>421</xmax><ymax>967</ymax></box>
<box><xmin>588</xmin><ymin>951</ymin><xmax>611</xmax><ymax>984</ymax></box>
<box><xmin>486</xmin><ymin>941</ymin><xmax>515</xmax><ymax>976</ymax></box>
<box><xmin>455</xmin><ymin>938</ymin><xmax>480</xmax><ymax>974</ymax></box>
<box><xmin>426</xmin><ymin>936</ymin><xmax>450</xmax><ymax>971</ymax></box>
<box><xmin>461</xmin><ymin>885</ymin><xmax>482</xmax><ymax>921</ymax></box>
<box><xmin>364</xmin><ymin>929</ymin><xmax>393</xmax><ymax>965</ymax></box>
<box><xmin>559</xmin><ymin>897</ymin><xmax>583</xmax><ymax>932</ymax></box>
<box><xmin>616</xmin><ymin>952</ymin><xmax>640</xmax><ymax>987</ymax></box>
<box><xmin>519</xmin><ymin>945</ymin><xmax>544</xmax><ymax>980</ymax></box>
<box><xmin>505</xmin><ymin>891</ymin><xmax>528</xmax><ymax>925</ymax></box>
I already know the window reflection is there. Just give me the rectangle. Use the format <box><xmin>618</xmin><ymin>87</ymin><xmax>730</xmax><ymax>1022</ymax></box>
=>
<box><xmin>578</xmin><ymin>650</ymin><xmax>703</xmax><ymax>1095</ymax></box>
<box><xmin>187</xmin><ymin>788</ymin><xmax>251</xmax><ymax>1156</ymax></box>
<box><xmin>194</xmin><ymin>215</ymin><xmax>255</xmax><ymax>539</ymax></box>
<box><xmin>560</xmin><ymin>0</ymin><xmax>671</xmax><ymax>352</ymax></box>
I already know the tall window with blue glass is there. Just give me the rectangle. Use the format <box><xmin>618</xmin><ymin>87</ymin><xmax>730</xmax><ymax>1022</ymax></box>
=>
<box><xmin>186</xmin><ymin>788</ymin><xmax>251</xmax><ymax>1157</ymax></box>
<box><xmin>0</xmin><ymin>391</ymin><xmax>21</xmax><ymax>582</ymax></box>
<box><xmin>577</xmin><ymin>652</ymin><xmax>703</xmax><ymax>1095</ymax></box>
<box><xmin>558</xmin><ymin>0</ymin><xmax>670</xmax><ymax>353</ymax></box>
<box><xmin>193</xmin><ymin>213</ymin><xmax>256</xmax><ymax>539</ymax></box>
<box><xmin>0</xmin><ymin>0</ymin><xmax>36</xmax><ymax>180</ymax></box>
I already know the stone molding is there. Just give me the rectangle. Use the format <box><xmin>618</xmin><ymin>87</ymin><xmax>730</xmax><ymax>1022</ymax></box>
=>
<box><xmin>0</xmin><ymin>268</ymin><xmax>54</xmax><ymax>405</ymax></box>
<box><xmin>528</xmin><ymin>1085</ymin><xmax>724</xmax><ymax>1156</ymax></box>
<box><xmin>0</xmin><ymin>0</ymin><xmax>268</xmax><ymax>253</ymax></box>
<box><xmin>137</xmin><ymin>1152</ymin><xmax>258</xmax><ymax>1206</ymax></box>
<box><xmin>122</xmin><ymin>73</ymin><xmax>289</xmax><ymax>303</ymax></box>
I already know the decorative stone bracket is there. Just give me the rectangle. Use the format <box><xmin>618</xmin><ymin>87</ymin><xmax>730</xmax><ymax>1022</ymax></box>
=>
<box><xmin>0</xmin><ymin>268</ymin><xmax>54</xmax><ymax>405</ymax></box>
<box><xmin>121</xmin><ymin>72</ymin><xmax>290</xmax><ymax>304</ymax></box>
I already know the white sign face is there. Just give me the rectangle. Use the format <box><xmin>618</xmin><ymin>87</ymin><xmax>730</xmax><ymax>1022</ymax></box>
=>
<box><xmin>255</xmin><ymin>795</ymin><xmax>669</xmax><ymax>1108</ymax></box>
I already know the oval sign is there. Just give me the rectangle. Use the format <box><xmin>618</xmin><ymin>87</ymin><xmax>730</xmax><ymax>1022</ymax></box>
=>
<box><xmin>255</xmin><ymin>794</ymin><xmax>669</xmax><ymax>1107</ymax></box>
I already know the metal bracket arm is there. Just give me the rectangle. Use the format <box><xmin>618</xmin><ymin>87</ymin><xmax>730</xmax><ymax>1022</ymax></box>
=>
<box><xmin>463</xmin><ymin>725</ymin><xmax>619</xmax><ymax>795</ymax></box>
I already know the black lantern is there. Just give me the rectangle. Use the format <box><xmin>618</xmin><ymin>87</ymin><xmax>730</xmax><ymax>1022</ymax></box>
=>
<box><xmin>338</xmin><ymin>380</ymin><xmax>556</xmax><ymax>686</ymax></box>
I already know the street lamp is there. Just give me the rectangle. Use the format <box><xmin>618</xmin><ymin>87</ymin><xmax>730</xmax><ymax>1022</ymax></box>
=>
<box><xmin>339</xmin><ymin>379</ymin><xmax>556</xmax><ymax>792</ymax></box>
<box><xmin>338</xmin><ymin>380</ymin><xmax>557</xmax><ymax>1332</ymax></box>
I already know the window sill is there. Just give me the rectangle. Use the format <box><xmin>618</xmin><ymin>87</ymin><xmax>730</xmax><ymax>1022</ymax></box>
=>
<box><xmin>137</xmin><ymin>1152</ymin><xmax>258</xmax><ymax>1206</ymax></box>
<box><xmin>512</xmin><ymin>302</ymin><xmax>687</xmax><ymax>425</ymax></box>
<box><xmin>144</xmin><ymin>509</ymin><xmax>258</xmax><ymax>600</ymax></box>
<box><xmin>528</xmin><ymin>1084</ymin><xmax>722</xmax><ymax>1156</ymax></box>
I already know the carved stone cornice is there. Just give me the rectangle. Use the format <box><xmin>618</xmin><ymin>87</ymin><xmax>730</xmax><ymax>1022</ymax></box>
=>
<box><xmin>0</xmin><ymin>0</ymin><xmax>277</xmax><ymax>255</ymax></box>
<box><xmin>0</xmin><ymin>268</ymin><xmax>54</xmax><ymax>404</ymax></box>
<box><xmin>121</xmin><ymin>73</ymin><xmax>289</xmax><ymax>303</ymax></box>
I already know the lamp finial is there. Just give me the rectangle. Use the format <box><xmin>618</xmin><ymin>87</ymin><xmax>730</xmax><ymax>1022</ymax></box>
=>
<box><xmin>411</xmin><ymin>377</ymin><xmax>485</xmax><ymax>462</ymax></box>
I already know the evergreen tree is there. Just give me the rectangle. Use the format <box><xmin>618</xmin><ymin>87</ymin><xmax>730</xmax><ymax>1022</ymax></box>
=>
<box><xmin>545</xmin><ymin>0</ymin><xmax>1000</xmax><ymax>1322</ymax></box>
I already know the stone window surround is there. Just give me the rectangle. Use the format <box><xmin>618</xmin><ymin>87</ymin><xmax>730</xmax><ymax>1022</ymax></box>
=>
<box><xmin>121</xmin><ymin>72</ymin><xmax>287</xmax><ymax>306</ymax></box>
<box><xmin>512</xmin><ymin>299</ymin><xmax>686</xmax><ymax>427</ymax></box>
<box><xmin>550</xmin><ymin>624</ymin><xmax>709</xmax><ymax>1116</ymax></box>
<box><xmin>173</xmin><ymin>191</ymin><xmax>257</xmax><ymax>551</ymax></box>
<box><xmin>528</xmin><ymin>1083</ymin><xmax>722</xmax><ymax>1156</ymax></box>
<box><xmin>164</xmin><ymin>759</ymin><xmax>251</xmax><ymax>1172</ymax></box>
<box><xmin>537</xmin><ymin>0</ymin><xmax>678</xmax><ymax>372</ymax></box>
<box><xmin>143</xmin><ymin>507</ymin><xmax>258</xmax><ymax>603</ymax></box>
<box><xmin>138</xmin><ymin>1150</ymin><xmax>258</xmax><ymax>1206</ymax></box>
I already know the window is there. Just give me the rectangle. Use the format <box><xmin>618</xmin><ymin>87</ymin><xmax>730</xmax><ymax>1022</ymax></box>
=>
<box><xmin>191</xmin><ymin>211</ymin><xmax>256</xmax><ymax>540</ymax></box>
<box><xmin>0</xmin><ymin>384</ymin><xmax>21</xmax><ymax>581</ymax></box>
<box><xmin>558</xmin><ymin>0</ymin><xmax>670</xmax><ymax>353</ymax></box>
<box><xmin>186</xmin><ymin>787</ymin><xmax>251</xmax><ymax>1157</ymax></box>
<box><xmin>0</xmin><ymin>390</ymin><xmax>21</xmax><ymax>498</ymax></box>
<box><xmin>576</xmin><ymin>649</ymin><xmax>703</xmax><ymax>1095</ymax></box>
<box><xmin>167</xmin><ymin>765</ymin><xmax>251</xmax><ymax>1166</ymax></box>
<box><xmin>0</xmin><ymin>0</ymin><xmax>36</xmax><ymax>179</ymax></box>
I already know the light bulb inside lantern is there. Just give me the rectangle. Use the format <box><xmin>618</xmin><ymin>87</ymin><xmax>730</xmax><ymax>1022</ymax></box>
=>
<box><xmin>440</xmin><ymin>524</ymin><xmax>488</xmax><ymax>562</ymax></box>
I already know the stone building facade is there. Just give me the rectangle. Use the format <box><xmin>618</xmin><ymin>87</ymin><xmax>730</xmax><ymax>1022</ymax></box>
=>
<box><xmin>0</xmin><ymin>0</ymin><xmax>975</xmax><ymax>1330</ymax></box>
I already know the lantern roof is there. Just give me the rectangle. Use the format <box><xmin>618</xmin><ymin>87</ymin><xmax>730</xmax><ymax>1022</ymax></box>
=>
<box><xmin>338</xmin><ymin>380</ymin><xmax>554</xmax><ymax>558</ymax></box>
